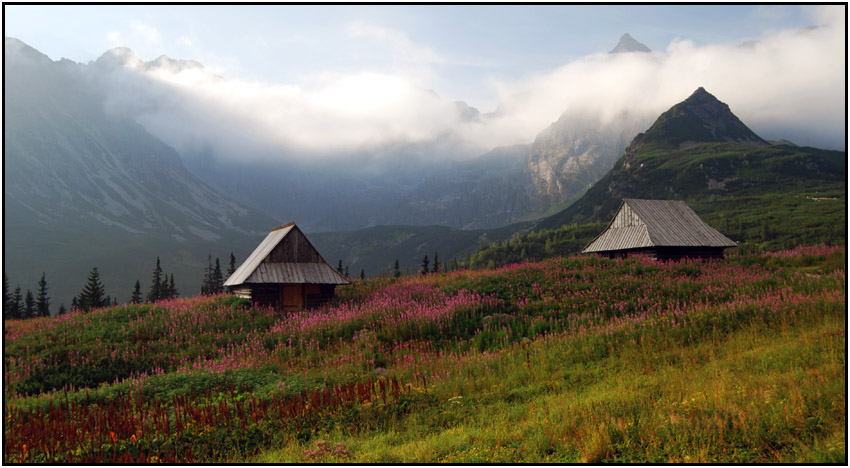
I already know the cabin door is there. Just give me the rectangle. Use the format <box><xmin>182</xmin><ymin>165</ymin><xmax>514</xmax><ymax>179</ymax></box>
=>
<box><xmin>280</xmin><ymin>284</ymin><xmax>304</xmax><ymax>311</ymax></box>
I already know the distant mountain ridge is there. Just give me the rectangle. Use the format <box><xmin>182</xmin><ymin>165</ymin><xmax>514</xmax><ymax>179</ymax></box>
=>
<box><xmin>4</xmin><ymin>37</ymin><xmax>277</xmax><ymax>306</ymax></box>
<box><xmin>5</xmin><ymin>37</ymin><xmax>655</xmax><ymax>233</ymax></box>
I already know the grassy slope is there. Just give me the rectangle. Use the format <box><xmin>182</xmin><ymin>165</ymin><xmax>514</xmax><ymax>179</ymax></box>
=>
<box><xmin>258</xmin><ymin>310</ymin><xmax>844</xmax><ymax>463</ymax></box>
<box><xmin>538</xmin><ymin>142</ymin><xmax>845</xmax><ymax>234</ymax></box>
<box><xmin>467</xmin><ymin>142</ymin><xmax>846</xmax><ymax>269</ymax></box>
<box><xmin>3</xmin><ymin>246</ymin><xmax>845</xmax><ymax>463</ymax></box>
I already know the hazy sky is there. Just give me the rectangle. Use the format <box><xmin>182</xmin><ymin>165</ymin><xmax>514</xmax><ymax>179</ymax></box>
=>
<box><xmin>4</xmin><ymin>4</ymin><xmax>846</xmax><ymax>155</ymax></box>
<box><xmin>3</xmin><ymin>4</ymin><xmax>834</xmax><ymax>110</ymax></box>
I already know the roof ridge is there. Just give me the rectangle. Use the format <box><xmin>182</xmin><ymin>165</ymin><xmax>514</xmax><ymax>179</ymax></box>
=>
<box><xmin>270</xmin><ymin>222</ymin><xmax>296</xmax><ymax>232</ymax></box>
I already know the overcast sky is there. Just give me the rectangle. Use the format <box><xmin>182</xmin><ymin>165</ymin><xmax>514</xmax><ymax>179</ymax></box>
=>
<box><xmin>4</xmin><ymin>4</ymin><xmax>846</xmax><ymax>155</ymax></box>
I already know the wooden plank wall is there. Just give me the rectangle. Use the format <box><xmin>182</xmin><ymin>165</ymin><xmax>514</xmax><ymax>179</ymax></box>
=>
<box><xmin>267</xmin><ymin>228</ymin><xmax>323</xmax><ymax>263</ymax></box>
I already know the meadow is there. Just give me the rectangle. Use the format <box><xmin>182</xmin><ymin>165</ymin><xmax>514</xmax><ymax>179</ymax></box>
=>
<box><xmin>3</xmin><ymin>245</ymin><xmax>845</xmax><ymax>463</ymax></box>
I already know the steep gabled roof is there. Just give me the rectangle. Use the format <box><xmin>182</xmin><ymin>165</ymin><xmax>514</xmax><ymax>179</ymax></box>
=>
<box><xmin>583</xmin><ymin>199</ymin><xmax>736</xmax><ymax>253</ymax></box>
<box><xmin>224</xmin><ymin>223</ymin><xmax>349</xmax><ymax>286</ymax></box>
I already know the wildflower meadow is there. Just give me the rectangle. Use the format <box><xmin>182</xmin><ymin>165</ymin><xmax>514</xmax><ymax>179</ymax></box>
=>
<box><xmin>3</xmin><ymin>246</ymin><xmax>845</xmax><ymax>463</ymax></box>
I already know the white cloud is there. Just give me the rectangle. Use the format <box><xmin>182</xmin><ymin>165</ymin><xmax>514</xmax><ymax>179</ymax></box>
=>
<box><xmin>96</xmin><ymin>15</ymin><xmax>845</xmax><ymax>167</ymax></box>
<box><xmin>479</xmin><ymin>17</ymin><xmax>845</xmax><ymax>150</ymax></box>
<box><xmin>130</xmin><ymin>20</ymin><xmax>161</xmax><ymax>45</ymax></box>
<box><xmin>106</xmin><ymin>31</ymin><xmax>122</xmax><ymax>47</ymax></box>
<box><xmin>176</xmin><ymin>36</ymin><xmax>194</xmax><ymax>48</ymax></box>
<box><xmin>347</xmin><ymin>21</ymin><xmax>443</xmax><ymax>65</ymax></box>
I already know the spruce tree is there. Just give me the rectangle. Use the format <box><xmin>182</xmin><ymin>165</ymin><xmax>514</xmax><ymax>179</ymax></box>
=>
<box><xmin>212</xmin><ymin>258</ymin><xmax>223</xmax><ymax>293</ymax></box>
<box><xmin>36</xmin><ymin>272</ymin><xmax>50</xmax><ymax>317</ymax></box>
<box><xmin>9</xmin><ymin>286</ymin><xmax>23</xmax><ymax>319</ymax></box>
<box><xmin>71</xmin><ymin>295</ymin><xmax>78</xmax><ymax>312</ymax></box>
<box><xmin>148</xmin><ymin>257</ymin><xmax>163</xmax><ymax>302</ymax></box>
<box><xmin>24</xmin><ymin>290</ymin><xmax>35</xmax><ymax>318</ymax></box>
<box><xmin>168</xmin><ymin>274</ymin><xmax>178</xmax><ymax>298</ymax></box>
<box><xmin>393</xmin><ymin>259</ymin><xmax>401</xmax><ymax>278</ymax></box>
<box><xmin>421</xmin><ymin>255</ymin><xmax>430</xmax><ymax>275</ymax></box>
<box><xmin>360</xmin><ymin>269</ymin><xmax>365</xmax><ymax>280</ymax></box>
<box><xmin>201</xmin><ymin>255</ymin><xmax>214</xmax><ymax>295</ymax></box>
<box><xmin>344</xmin><ymin>265</ymin><xmax>350</xmax><ymax>278</ymax></box>
<box><xmin>337</xmin><ymin>260</ymin><xmax>344</xmax><ymax>275</ymax></box>
<box><xmin>58</xmin><ymin>304</ymin><xmax>67</xmax><ymax>316</ymax></box>
<box><xmin>3</xmin><ymin>272</ymin><xmax>9</xmax><ymax>313</ymax></box>
<box><xmin>130</xmin><ymin>280</ymin><xmax>143</xmax><ymax>304</ymax></box>
<box><xmin>228</xmin><ymin>252</ymin><xmax>237</xmax><ymax>277</ymax></box>
<box><xmin>432</xmin><ymin>252</ymin><xmax>440</xmax><ymax>274</ymax></box>
<box><xmin>79</xmin><ymin>267</ymin><xmax>106</xmax><ymax>311</ymax></box>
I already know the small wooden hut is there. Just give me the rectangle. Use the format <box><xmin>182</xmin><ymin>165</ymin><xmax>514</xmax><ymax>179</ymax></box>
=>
<box><xmin>224</xmin><ymin>223</ymin><xmax>349</xmax><ymax>310</ymax></box>
<box><xmin>582</xmin><ymin>199</ymin><xmax>736</xmax><ymax>260</ymax></box>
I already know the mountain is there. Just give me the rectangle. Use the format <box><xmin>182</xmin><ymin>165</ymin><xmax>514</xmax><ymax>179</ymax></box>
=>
<box><xmin>610</xmin><ymin>33</ymin><xmax>651</xmax><ymax>53</ymax></box>
<box><xmin>310</xmin><ymin>221</ymin><xmax>533</xmax><ymax>277</ymax></box>
<box><xmin>16</xmin><ymin>38</ymin><xmax>652</xmax><ymax>233</ymax></box>
<box><xmin>4</xmin><ymin>37</ymin><xmax>278</xmax><ymax>307</ymax></box>
<box><xmin>529</xmin><ymin>87</ymin><xmax>844</xmax><ymax>249</ymax></box>
<box><xmin>525</xmin><ymin>111</ymin><xmax>647</xmax><ymax>214</ymax></box>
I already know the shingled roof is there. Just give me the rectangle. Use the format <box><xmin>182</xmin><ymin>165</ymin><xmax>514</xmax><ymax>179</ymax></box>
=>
<box><xmin>224</xmin><ymin>223</ymin><xmax>349</xmax><ymax>287</ymax></box>
<box><xmin>583</xmin><ymin>199</ymin><xmax>736</xmax><ymax>253</ymax></box>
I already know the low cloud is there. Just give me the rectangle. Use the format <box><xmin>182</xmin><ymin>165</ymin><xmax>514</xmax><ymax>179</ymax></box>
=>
<box><xmin>96</xmin><ymin>8</ymin><xmax>845</xmax><ymax>165</ymax></box>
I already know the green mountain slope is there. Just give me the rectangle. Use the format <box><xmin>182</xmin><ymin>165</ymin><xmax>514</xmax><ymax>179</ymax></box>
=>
<box><xmin>310</xmin><ymin>221</ymin><xmax>534</xmax><ymax>277</ymax></box>
<box><xmin>472</xmin><ymin>88</ymin><xmax>845</xmax><ymax>267</ymax></box>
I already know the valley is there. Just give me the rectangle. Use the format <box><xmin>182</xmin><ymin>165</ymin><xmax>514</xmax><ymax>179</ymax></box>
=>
<box><xmin>2</xmin><ymin>6</ymin><xmax>846</xmax><ymax>464</ymax></box>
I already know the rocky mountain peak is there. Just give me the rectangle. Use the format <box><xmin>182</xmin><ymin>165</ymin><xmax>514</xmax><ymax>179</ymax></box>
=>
<box><xmin>639</xmin><ymin>87</ymin><xmax>768</xmax><ymax>149</ymax></box>
<box><xmin>610</xmin><ymin>33</ymin><xmax>651</xmax><ymax>53</ymax></box>
<box><xmin>5</xmin><ymin>36</ymin><xmax>53</xmax><ymax>65</ymax></box>
<box><xmin>94</xmin><ymin>46</ymin><xmax>142</xmax><ymax>69</ymax></box>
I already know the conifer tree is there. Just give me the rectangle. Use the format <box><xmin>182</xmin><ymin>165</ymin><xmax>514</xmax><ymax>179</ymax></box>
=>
<box><xmin>337</xmin><ymin>260</ymin><xmax>344</xmax><ymax>275</ymax></box>
<box><xmin>201</xmin><ymin>254</ymin><xmax>213</xmax><ymax>295</ymax></box>
<box><xmin>344</xmin><ymin>265</ymin><xmax>350</xmax><ymax>278</ymax></box>
<box><xmin>432</xmin><ymin>252</ymin><xmax>440</xmax><ymax>273</ymax></box>
<box><xmin>421</xmin><ymin>255</ymin><xmax>430</xmax><ymax>275</ymax></box>
<box><xmin>3</xmin><ymin>272</ymin><xmax>9</xmax><ymax>313</ymax></box>
<box><xmin>9</xmin><ymin>286</ymin><xmax>23</xmax><ymax>319</ymax></box>
<box><xmin>393</xmin><ymin>259</ymin><xmax>401</xmax><ymax>278</ymax></box>
<box><xmin>79</xmin><ymin>267</ymin><xmax>106</xmax><ymax>311</ymax></box>
<box><xmin>212</xmin><ymin>258</ymin><xmax>223</xmax><ymax>293</ymax></box>
<box><xmin>148</xmin><ymin>257</ymin><xmax>163</xmax><ymax>302</ymax></box>
<box><xmin>228</xmin><ymin>252</ymin><xmax>237</xmax><ymax>277</ymax></box>
<box><xmin>36</xmin><ymin>272</ymin><xmax>50</xmax><ymax>317</ymax></box>
<box><xmin>71</xmin><ymin>295</ymin><xmax>78</xmax><ymax>312</ymax></box>
<box><xmin>168</xmin><ymin>274</ymin><xmax>178</xmax><ymax>298</ymax></box>
<box><xmin>130</xmin><ymin>280</ymin><xmax>143</xmax><ymax>304</ymax></box>
<box><xmin>360</xmin><ymin>269</ymin><xmax>365</xmax><ymax>280</ymax></box>
<box><xmin>160</xmin><ymin>272</ymin><xmax>169</xmax><ymax>299</ymax></box>
<box><xmin>58</xmin><ymin>304</ymin><xmax>67</xmax><ymax>315</ymax></box>
<box><xmin>24</xmin><ymin>290</ymin><xmax>35</xmax><ymax>319</ymax></box>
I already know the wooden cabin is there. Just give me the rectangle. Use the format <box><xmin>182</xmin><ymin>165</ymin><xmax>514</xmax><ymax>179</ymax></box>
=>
<box><xmin>224</xmin><ymin>223</ymin><xmax>349</xmax><ymax>311</ymax></box>
<box><xmin>582</xmin><ymin>199</ymin><xmax>736</xmax><ymax>261</ymax></box>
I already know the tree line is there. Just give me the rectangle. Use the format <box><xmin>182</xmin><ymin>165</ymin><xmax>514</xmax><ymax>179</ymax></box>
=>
<box><xmin>4</xmin><ymin>252</ymin><xmax>238</xmax><ymax>320</ymax></box>
<box><xmin>3</xmin><ymin>271</ymin><xmax>53</xmax><ymax>320</ymax></box>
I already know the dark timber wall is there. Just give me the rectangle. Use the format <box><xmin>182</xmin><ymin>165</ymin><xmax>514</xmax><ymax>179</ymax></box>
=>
<box><xmin>242</xmin><ymin>283</ymin><xmax>338</xmax><ymax>310</ymax></box>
